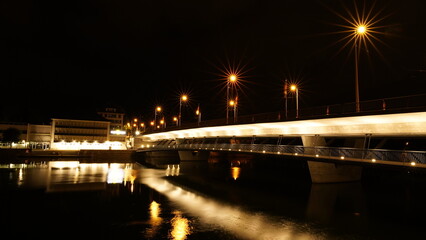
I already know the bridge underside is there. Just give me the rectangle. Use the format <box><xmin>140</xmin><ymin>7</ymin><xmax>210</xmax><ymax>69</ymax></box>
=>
<box><xmin>137</xmin><ymin>137</ymin><xmax>425</xmax><ymax>183</ymax></box>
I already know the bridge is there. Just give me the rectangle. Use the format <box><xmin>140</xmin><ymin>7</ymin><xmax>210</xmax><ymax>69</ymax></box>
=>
<box><xmin>136</xmin><ymin>94</ymin><xmax>426</xmax><ymax>183</ymax></box>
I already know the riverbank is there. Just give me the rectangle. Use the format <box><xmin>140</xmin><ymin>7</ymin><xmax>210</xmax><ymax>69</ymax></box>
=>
<box><xmin>0</xmin><ymin>149</ymin><xmax>140</xmax><ymax>163</ymax></box>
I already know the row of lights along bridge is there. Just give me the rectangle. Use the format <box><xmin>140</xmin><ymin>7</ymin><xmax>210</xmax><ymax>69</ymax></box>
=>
<box><xmin>128</xmin><ymin>73</ymin><xmax>300</xmax><ymax>134</ymax></box>
<box><xmin>128</xmin><ymin>23</ymin><xmax>369</xmax><ymax>133</ymax></box>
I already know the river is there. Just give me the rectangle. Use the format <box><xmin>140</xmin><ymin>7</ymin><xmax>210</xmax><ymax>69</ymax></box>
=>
<box><xmin>1</xmin><ymin>154</ymin><xmax>426</xmax><ymax>239</ymax></box>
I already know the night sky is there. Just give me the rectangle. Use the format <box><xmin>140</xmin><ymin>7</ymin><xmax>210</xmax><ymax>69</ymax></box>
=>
<box><xmin>1</xmin><ymin>0</ymin><xmax>425</xmax><ymax>124</ymax></box>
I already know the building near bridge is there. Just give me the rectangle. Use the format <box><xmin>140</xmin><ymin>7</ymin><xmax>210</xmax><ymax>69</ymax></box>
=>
<box><xmin>97</xmin><ymin>107</ymin><xmax>125</xmax><ymax>130</ymax></box>
<box><xmin>1</xmin><ymin>118</ymin><xmax>128</xmax><ymax>150</ymax></box>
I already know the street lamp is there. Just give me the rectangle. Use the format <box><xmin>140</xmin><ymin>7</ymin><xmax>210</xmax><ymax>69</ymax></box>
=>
<box><xmin>354</xmin><ymin>24</ymin><xmax>367</xmax><ymax>112</ymax></box>
<box><xmin>179</xmin><ymin>95</ymin><xmax>188</xmax><ymax>127</ymax></box>
<box><xmin>154</xmin><ymin>106</ymin><xmax>162</xmax><ymax>127</ymax></box>
<box><xmin>195</xmin><ymin>104</ymin><xmax>201</xmax><ymax>126</ymax></box>
<box><xmin>229</xmin><ymin>99</ymin><xmax>237</xmax><ymax>123</ymax></box>
<box><xmin>290</xmin><ymin>84</ymin><xmax>299</xmax><ymax>118</ymax></box>
<box><xmin>227</xmin><ymin>74</ymin><xmax>238</xmax><ymax>124</ymax></box>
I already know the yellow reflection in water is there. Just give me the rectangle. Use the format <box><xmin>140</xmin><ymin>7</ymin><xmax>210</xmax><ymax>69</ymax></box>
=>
<box><xmin>166</xmin><ymin>165</ymin><xmax>180</xmax><ymax>176</ymax></box>
<box><xmin>107</xmin><ymin>168</ymin><xmax>124</xmax><ymax>184</ymax></box>
<box><xmin>146</xmin><ymin>201</ymin><xmax>163</xmax><ymax>238</ymax></box>
<box><xmin>170</xmin><ymin>211</ymin><xmax>191</xmax><ymax>240</ymax></box>
<box><xmin>231</xmin><ymin>167</ymin><xmax>240</xmax><ymax>180</ymax></box>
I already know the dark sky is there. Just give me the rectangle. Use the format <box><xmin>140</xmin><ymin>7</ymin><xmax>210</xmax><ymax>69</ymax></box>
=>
<box><xmin>1</xmin><ymin>0</ymin><xmax>426</xmax><ymax>124</ymax></box>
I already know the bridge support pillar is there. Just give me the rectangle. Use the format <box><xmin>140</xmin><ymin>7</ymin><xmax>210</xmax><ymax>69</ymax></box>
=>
<box><xmin>302</xmin><ymin>136</ymin><xmax>363</xmax><ymax>183</ymax></box>
<box><xmin>175</xmin><ymin>138</ymin><xmax>210</xmax><ymax>161</ymax></box>
<box><xmin>178</xmin><ymin>150</ymin><xmax>211</xmax><ymax>161</ymax></box>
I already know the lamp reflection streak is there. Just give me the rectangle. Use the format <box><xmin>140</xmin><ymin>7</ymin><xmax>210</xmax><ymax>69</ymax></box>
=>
<box><xmin>145</xmin><ymin>200</ymin><xmax>163</xmax><ymax>238</ymax></box>
<box><xmin>141</xmin><ymin>177</ymin><xmax>319</xmax><ymax>240</ymax></box>
<box><xmin>170</xmin><ymin>211</ymin><xmax>191</xmax><ymax>240</ymax></box>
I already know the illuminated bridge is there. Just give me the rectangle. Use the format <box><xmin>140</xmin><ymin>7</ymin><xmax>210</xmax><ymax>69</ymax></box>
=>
<box><xmin>137</xmin><ymin>95</ymin><xmax>426</xmax><ymax>183</ymax></box>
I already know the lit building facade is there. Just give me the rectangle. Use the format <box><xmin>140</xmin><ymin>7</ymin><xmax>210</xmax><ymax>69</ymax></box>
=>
<box><xmin>97</xmin><ymin>107</ymin><xmax>125</xmax><ymax>130</ymax></box>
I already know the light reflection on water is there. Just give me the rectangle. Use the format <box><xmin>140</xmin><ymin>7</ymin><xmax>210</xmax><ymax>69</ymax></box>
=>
<box><xmin>4</xmin><ymin>160</ymin><xmax>424</xmax><ymax>239</ymax></box>
<box><xmin>170</xmin><ymin>211</ymin><xmax>191</xmax><ymax>240</ymax></box>
<box><xmin>146</xmin><ymin>201</ymin><xmax>163</xmax><ymax>239</ymax></box>
<box><xmin>3</xmin><ymin>161</ymin><xmax>323</xmax><ymax>239</ymax></box>
<box><xmin>140</xmin><ymin>169</ymin><xmax>322</xmax><ymax>240</ymax></box>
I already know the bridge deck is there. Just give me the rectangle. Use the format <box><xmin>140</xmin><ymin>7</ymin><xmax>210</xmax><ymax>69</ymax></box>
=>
<box><xmin>140</xmin><ymin>112</ymin><xmax>426</xmax><ymax>141</ymax></box>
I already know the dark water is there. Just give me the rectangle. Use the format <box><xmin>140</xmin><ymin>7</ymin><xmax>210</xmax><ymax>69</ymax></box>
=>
<box><xmin>1</xmin><ymin>156</ymin><xmax>426</xmax><ymax>240</ymax></box>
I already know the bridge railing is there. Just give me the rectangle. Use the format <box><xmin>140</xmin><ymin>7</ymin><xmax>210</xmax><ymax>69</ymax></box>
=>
<box><xmin>146</xmin><ymin>143</ymin><xmax>426</xmax><ymax>165</ymax></box>
<box><xmin>143</xmin><ymin>93</ymin><xmax>426</xmax><ymax>134</ymax></box>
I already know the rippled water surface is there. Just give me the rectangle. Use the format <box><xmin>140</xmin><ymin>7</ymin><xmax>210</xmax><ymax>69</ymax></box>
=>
<box><xmin>1</xmin><ymin>157</ymin><xmax>426</xmax><ymax>240</ymax></box>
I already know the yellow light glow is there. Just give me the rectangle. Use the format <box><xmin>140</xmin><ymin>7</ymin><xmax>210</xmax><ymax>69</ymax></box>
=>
<box><xmin>229</xmin><ymin>100</ymin><xmax>235</xmax><ymax>106</ymax></box>
<box><xmin>145</xmin><ymin>200</ymin><xmax>163</xmax><ymax>238</ymax></box>
<box><xmin>170</xmin><ymin>211</ymin><xmax>191</xmax><ymax>240</ymax></box>
<box><xmin>231</xmin><ymin>167</ymin><xmax>240</xmax><ymax>180</ymax></box>
<box><xmin>290</xmin><ymin>85</ymin><xmax>297</xmax><ymax>91</ymax></box>
<box><xmin>134</xmin><ymin>118</ymin><xmax>138</xmax><ymax>122</ymax></box>
<box><xmin>49</xmin><ymin>161</ymin><xmax>80</xmax><ymax>169</ymax></box>
<box><xmin>356</xmin><ymin>25</ymin><xmax>367</xmax><ymax>34</ymax></box>
<box><xmin>156</xmin><ymin>106</ymin><xmax>162</xmax><ymax>112</ymax></box>
<box><xmin>150</xmin><ymin>121</ymin><xmax>155</xmax><ymax>126</ymax></box>
<box><xmin>181</xmin><ymin>95</ymin><xmax>188</xmax><ymax>101</ymax></box>
<box><xmin>173</xmin><ymin>117</ymin><xmax>178</xmax><ymax>121</ymax></box>
<box><xmin>107</xmin><ymin>168</ymin><xmax>124</xmax><ymax>184</ymax></box>
<box><xmin>160</xmin><ymin>120</ymin><xmax>164</xmax><ymax>124</ymax></box>
<box><xmin>195</xmin><ymin>110</ymin><xmax>200</xmax><ymax>115</ymax></box>
<box><xmin>411</xmin><ymin>162</ymin><xmax>416</xmax><ymax>166</ymax></box>
<box><xmin>229</xmin><ymin>74</ymin><xmax>237</xmax><ymax>82</ymax></box>
<box><xmin>150</xmin><ymin>201</ymin><xmax>161</xmax><ymax>219</ymax></box>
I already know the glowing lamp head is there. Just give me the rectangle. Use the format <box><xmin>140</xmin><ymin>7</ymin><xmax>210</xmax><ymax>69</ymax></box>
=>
<box><xmin>173</xmin><ymin>116</ymin><xmax>178</xmax><ymax>122</ymax></box>
<box><xmin>181</xmin><ymin>95</ymin><xmax>188</xmax><ymax>101</ymax></box>
<box><xmin>196</xmin><ymin>110</ymin><xmax>200</xmax><ymax>115</ymax></box>
<box><xmin>156</xmin><ymin>106</ymin><xmax>162</xmax><ymax>112</ymax></box>
<box><xmin>229</xmin><ymin>74</ymin><xmax>237</xmax><ymax>83</ymax></box>
<box><xmin>229</xmin><ymin>100</ymin><xmax>235</xmax><ymax>106</ymax></box>
<box><xmin>290</xmin><ymin>84</ymin><xmax>297</xmax><ymax>91</ymax></box>
<box><xmin>356</xmin><ymin>25</ymin><xmax>367</xmax><ymax>35</ymax></box>
<box><xmin>150</xmin><ymin>121</ymin><xmax>154</xmax><ymax>126</ymax></box>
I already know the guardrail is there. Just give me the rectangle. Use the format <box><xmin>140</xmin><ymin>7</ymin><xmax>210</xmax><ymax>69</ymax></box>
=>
<box><xmin>143</xmin><ymin>93</ymin><xmax>426</xmax><ymax>134</ymax></box>
<box><xmin>140</xmin><ymin>143</ymin><xmax>426</xmax><ymax>166</ymax></box>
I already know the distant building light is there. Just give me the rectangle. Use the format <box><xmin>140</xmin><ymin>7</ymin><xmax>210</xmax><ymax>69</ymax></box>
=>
<box><xmin>111</xmin><ymin>130</ymin><xmax>126</xmax><ymax>135</ymax></box>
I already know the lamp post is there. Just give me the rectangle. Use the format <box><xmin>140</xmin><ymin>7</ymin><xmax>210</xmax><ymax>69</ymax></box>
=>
<box><xmin>195</xmin><ymin>104</ymin><xmax>201</xmax><ymax>126</ymax></box>
<box><xmin>354</xmin><ymin>24</ymin><xmax>367</xmax><ymax>112</ymax></box>
<box><xmin>179</xmin><ymin>94</ymin><xmax>188</xmax><ymax>127</ymax></box>
<box><xmin>154</xmin><ymin>106</ymin><xmax>161</xmax><ymax>127</ymax></box>
<box><xmin>290</xmin><ymin>84</ymin><xmax>299</xmax><ymax>118</ymax></box>
<box><xmin>284</xmin><ymin>79</ymin><xmax>289</xmax><ymax>119</ymax></box>
<box><xmin>227</xmin><ymin>74</ymin><xmax>237</xmax><ymax>124</ymax></box>
<box><xmin>229</xmin><ymin>99</ymin><xmax>237</xmax><ymax>123</ymax></box>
